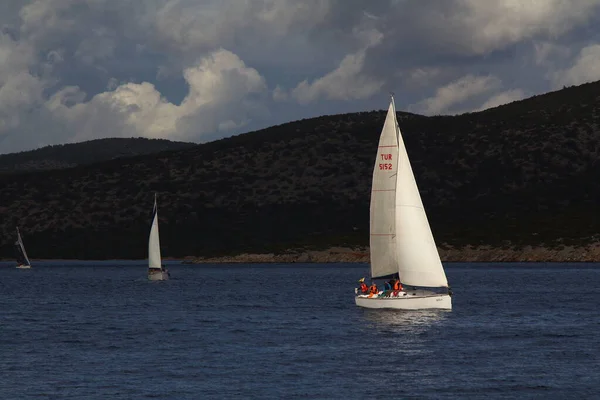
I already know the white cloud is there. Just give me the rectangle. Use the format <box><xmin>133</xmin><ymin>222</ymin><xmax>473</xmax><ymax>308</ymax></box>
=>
<box><xmin>153</xmin><ymin>0</ymin><xmax>333</xmax><ymax>55</ymax></box>
<box><xmin>106</xmin><ymin>77</ymin><xmax>119</xmax><ymax>90</ymax></box>
<box><xmin>533</xmin><ymin>41</ymin><xmax>571</xmax><ymax>66</ymax></box>
<box><xmin>552</xmin><ymin>44</ymin><xmax>600</xmax><ymax>88</ymax></box>
<box><xmin>45</xmin><ymin>49</ymin><xmax>268</xmax><ymax>143</ymax></box>
<box><xmin>449</xmin><ymin>0</ymin><xmax>600</xmax><ymax>54</ymax></box>
<box><xmin>477</xmin><ymin>89</ymin><xmax>526</xmax><ymax>111</ymax></box>
<box><xmin>18</xmin><ymin>0</ymin><xmax>76</xmax><ymax>45</ymax></box>
<box><xmin>397</xmin><ymin>66</ymin><xmax>460</xmax><ymax>94</ymax></box>
<box><xmin>0</xmin><ymin>32</ymin><xmax>50</xmax><ymax>137</ymax></box>
<box><xmin>411</xmin><ymin>74</ymin><xmax>501</xmax><ymax>115</ymax></box>
<box><xmin>403</xmin><ymin>67</ymin><xmax>443</xmax><ymax>85</ymax></box>
<box><xmin>2</xmin><ymin>0</ymin><xmax>600</xmax><ymax>153</ymax></box>
<box><xmin>0</xmin><ymin>33</ymin><xmax>35</xmax><ymax>84</ymax></box>
<box><xmin>290</xmin><ymin>28</ymin><xmax>384</xmax><ymax>104</ymax></box>
<box><xmin>272</xmin><ymin>85</ymin><xmax>288</xmax><ymax>102</ymax></box>
<box><xmin>17</xmin><ymin>0</ymin><xmax>148</xmax><ymax>70</ymax></box>
<box><xmin>0</xmin><ymin>72</ymin><xmax>47</xmax><ymax>132</ymax></box>
<box><xmin>291</xmin><ymin>51</ymin><xmax>383</xmax><ymax>104</ymax></box>
<box><xmin>74</xmin><ymin>27</ymin><xmax>117</xmax><ymax>65</ymax></box>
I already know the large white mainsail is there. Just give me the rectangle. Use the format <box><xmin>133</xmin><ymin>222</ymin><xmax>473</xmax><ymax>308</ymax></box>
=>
<box><xmin>394</xmin><ymin>102</ymin><xmax>448</xmax><ymax>288</ymax></box>
<box><xmin>369</xmin><ymin>100</ymin><xmax>400</xmax><ymax>279</ymax></box>
<box><xmin>15</xmin><ymin>227</ymin><xmax>31</xmax><ymax>267</ymax></box>
<box><xmin>148</xmin><ymin>194</ymin><xmax>162</xmax><ymax>270</ymax></box>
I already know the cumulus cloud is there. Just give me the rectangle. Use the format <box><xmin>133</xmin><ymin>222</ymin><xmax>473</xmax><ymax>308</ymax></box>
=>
<box><xmin>290</xmin><ymin>28</ymin><xmax>384</xmax><ymax>104</ymax></box>
<box><xmin>152</xmin><ymin>0</ymin><xmax>334</xmax><ymax>62</ymax></box>
<box><xmin>47</xmin><ymin>49</ymin><xmax>267</xmax><ymax>142</ymax></box>
<box><xmin>410</xmin><ymin>75</ymin><xmax>527</xmax><ymax>115</ymax></box>
<box><xmin>1</xmin><ymin>0</ymin><xmax>600</xmax><ymax>153</ymax></box>
<box><xmin>451</xmin><ymin>0</ymin><xmax>600</xmax><ymax>54</ymax></box>
<box><xmin>410</xmin><ymin>75</ymin><xmax>501</xmax><ymax>115</ymax></box>
<box><xmin>476</xmin><ymin>89</ymin><xmax>527</xmax><ymax>111</ymax></box>
<box><xmin>272</xmin><ymin>85</ymin><xmax>288</xmax><ymax>102</ymax></box>
<box><xmin>19</xmin><ymin>0</ymin><xmax>127</xmax><ymax>63</ymax></box>
<box><xmin>0</xmin><ymin>31</ymin><xmax>49</xmax><ymax>137</ymax></box>
<box><xmin>534</xmin><ymin>41</ymin><xmax>571</xmax><ymax>66</ymax></box>
<box><xmin>290</xmin><ymin>50</ymin><xmax>383</xmax><ymax>104</ymax></box>
<box><xmin>402</xmin><ymin>67</ymin><xmax>444</xmax><ymax>87</ymax></box>
<box><xmin>552</xmin><ymin>44</ymin><xmax>600</xmax><ymax>88</ymax></box>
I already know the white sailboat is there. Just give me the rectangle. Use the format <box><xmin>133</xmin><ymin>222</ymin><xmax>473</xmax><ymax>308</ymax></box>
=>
<box><xmin>355</xmin><ymin>95</ymin><xmax>452</xmax><ymax>310</ymax></box>
<box><xmin>15</xmin><ymin>227</ymin><xmax>32</xmax><ymax>269</ymax></box>
<box><xmin>148</xmin><ymin>193</ymin><xmax>169</xmax><ymax>281</ymax></box>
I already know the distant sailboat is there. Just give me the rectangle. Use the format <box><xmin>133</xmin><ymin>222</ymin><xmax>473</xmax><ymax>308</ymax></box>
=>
<box><xmin>15</xmin><ymin>227</ymin><xmax>32</xmax><ymax>269</ymax></box>
<box><xmin>148</xmin><ymin>193</ymin><xmax>169</xmax><ymax>281</ymax></box>
<box><xmin>355</xmin><ymin>95</ymin><xmax>452</xmax><ymax>310</ymax></box>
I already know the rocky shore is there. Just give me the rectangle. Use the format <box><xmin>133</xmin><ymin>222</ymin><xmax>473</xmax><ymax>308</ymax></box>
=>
<box><xmin>183</xmin><ymin>243</ymin><xmax>600</xmax><ymax>264</ymax></box>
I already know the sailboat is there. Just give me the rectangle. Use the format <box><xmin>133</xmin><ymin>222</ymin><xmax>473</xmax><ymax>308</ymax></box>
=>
<box><xmin>355</xmin><ymin>95</ymin><xmax>452</xmax><ymax>310</ymax></box>
<box><xmin>148</xmin><ymin>193</ymin><xmax>169</xmax><ymax>281</ymax></box>
<box><xmin>15</xmin><ymin>227</ymin><xmax>32</xmax><ymax>269</ymax></box>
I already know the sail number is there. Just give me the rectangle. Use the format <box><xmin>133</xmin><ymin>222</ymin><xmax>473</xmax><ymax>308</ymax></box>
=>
<box><xmin>379</xmin><ymin>153</ymin><xmax>393</xmax><ymax>170</ymax></box>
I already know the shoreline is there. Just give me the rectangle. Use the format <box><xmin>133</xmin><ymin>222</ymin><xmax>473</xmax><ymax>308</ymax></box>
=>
<box><xmin>3</xmin><ymin>244</ymin><xmax>600</xmax><ymax>263</ymax></box>
<box><xmin>183</xmin><ymin>244</ymin><xmax>600</xmax><ymax>263</ymax></box>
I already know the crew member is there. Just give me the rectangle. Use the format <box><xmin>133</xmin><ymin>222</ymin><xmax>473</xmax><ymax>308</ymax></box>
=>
<box><xmin>392</xmin><ymin>279</ymin><xmax>403</xmax><ymax>295</ymax></box>
<box><xmin>358</xmin><ymin>278</ymin><xmax>368</xmax><ymax>294</ymax></box>
<box><xmin>368</xmin><ymin>282</ymin><xmax>378</xmax><ymax>295</ymax></box>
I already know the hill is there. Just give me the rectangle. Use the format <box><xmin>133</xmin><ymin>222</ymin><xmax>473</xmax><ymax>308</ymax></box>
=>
<box><xmin>0</xmin><ymin>138</ymin><xmax>196</xmax><ymax>172</ymax></box>
<box><xmin>1</xmin><ymin>81</ymin><xmax>600</xmax><ymax>259</ymax></box>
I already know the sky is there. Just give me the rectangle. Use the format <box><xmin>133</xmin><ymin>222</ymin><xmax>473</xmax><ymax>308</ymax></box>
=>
<box><xmin>1</xmin><ymin>0</ymin><xmax>600</xmax><ymax>154</ymax></box>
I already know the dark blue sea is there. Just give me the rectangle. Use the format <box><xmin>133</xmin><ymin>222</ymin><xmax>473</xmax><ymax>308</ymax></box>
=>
<box><xmin>1</xmin><ymin>261</ymin><xmax>598</xmax><ymax>399</ymax></box>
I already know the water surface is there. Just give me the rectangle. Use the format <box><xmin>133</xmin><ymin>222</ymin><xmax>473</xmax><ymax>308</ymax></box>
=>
<box><xmin>1</xmin><ymin>261</ymin><xmax>598</xmax><ymax>399</ymax></box>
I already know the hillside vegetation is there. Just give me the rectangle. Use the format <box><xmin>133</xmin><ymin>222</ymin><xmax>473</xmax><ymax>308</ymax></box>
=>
<box><xmin>0</xmin><ymin>137</ymin><xmax>195</xmax><ymax>172</ymax></box>
<box><xmin>1</xmin><ymin>81</ymin><xmax>600</xmax><ymax>259</ymax></box>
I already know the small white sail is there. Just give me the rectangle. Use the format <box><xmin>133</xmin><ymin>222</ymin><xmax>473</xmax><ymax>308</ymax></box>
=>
<box><xmin>16</xmin><ymin>227</ymin><xmax>31</xmax><ymax>267</ymax></box>
<box><xmin>369</xmin><ymin>100</ymin><xmax>400</xmax><ymax>279</ymax></box>
<box><xmin>394</xmin><ymin>105</ymin><xmax>449</xmax><ymax>288</ymax></box>
<box><xmin>148</xmin><ymin>195</ymin><xmax>162</xmax><ymax>270</ymax></box>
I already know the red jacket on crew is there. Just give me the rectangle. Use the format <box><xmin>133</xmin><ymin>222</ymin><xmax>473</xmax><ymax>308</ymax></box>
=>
<box><xmin>359</xmin><ymin>282</ymin><xmax>368</xmax><ymax>293</ymax></box>
<box><xmin>393</xmin><ymin>280</ymin><xmax>403</xmax><ymax>291</ymax></box>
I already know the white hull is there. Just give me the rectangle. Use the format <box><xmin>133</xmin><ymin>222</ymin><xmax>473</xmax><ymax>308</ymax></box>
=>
<box><xmin>16</xmin><ymin>264</ymin><xmax>31</xmax><ymax>269</ymax></box>
<box><xmin>148</xmin><ymin>269</ymin><xmax>169</xmax><ymax>281</ymax></box>
<box><xmin>355</xmin><ymin>290</ymin><xmax>451</xmax><ymax>310</ymax></box>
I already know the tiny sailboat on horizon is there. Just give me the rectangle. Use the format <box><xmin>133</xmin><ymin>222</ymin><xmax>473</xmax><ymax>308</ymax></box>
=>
<box><xmin>15</xmin><ymin>227</ymin><xmax>32</xmax><ymax>269</ymax></box>
<box><xmin>355</xmin><ymin>95</ymin><xmax>452</xmax><ymax>310</ymax></box>
<box><xmin>148</xmin><ymin>193</ymin><xmax>169</xmax><ymax>281</ymax></box>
